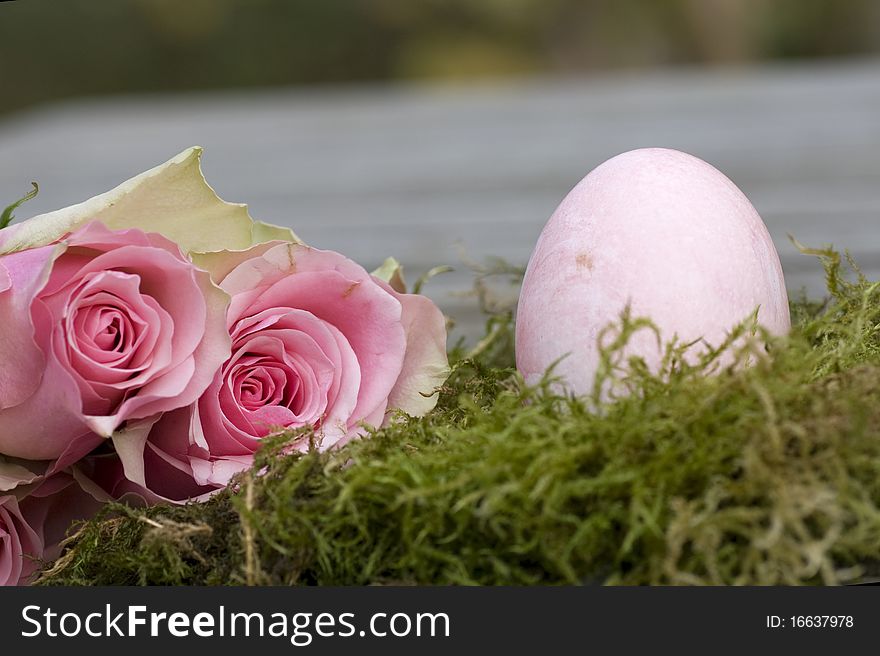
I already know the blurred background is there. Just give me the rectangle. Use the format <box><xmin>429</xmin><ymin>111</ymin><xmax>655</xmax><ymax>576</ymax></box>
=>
<box><xmin>1</xmin><ymin>0</ymin><xmax>879</xmax><ymax>340</ymax></box>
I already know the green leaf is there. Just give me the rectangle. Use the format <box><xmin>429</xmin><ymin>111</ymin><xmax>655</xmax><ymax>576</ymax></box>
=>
<box><xmin>0</xmin><ymin>182</ymin><xmax>39</xmax><ymax>230</ymax></box>
<box><xmin>413</xmin><ymin>264</ymin><xmax>453</xmax><ymax>294</ymax></box>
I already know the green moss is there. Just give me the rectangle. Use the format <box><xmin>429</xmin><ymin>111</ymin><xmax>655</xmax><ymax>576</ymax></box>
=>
<box><xmin>38</xmin><ymin>245</ymin><xmax>880</xmax><ymax>585</ymax></box>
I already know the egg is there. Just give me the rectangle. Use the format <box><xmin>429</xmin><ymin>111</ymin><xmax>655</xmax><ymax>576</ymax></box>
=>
<box><xmin>515</xmin><ymin>148</ymin><xmax>790</xmax><ymax>395</ymax></box>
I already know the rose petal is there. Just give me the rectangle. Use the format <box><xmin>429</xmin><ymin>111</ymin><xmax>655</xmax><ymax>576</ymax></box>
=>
<box><xmin>104</xmin><ymin>411</ymin><xmax>219</xmax><ymax>504</ymax></box>
<box><xmin>377</xmin><ymin>282</ymin><xmax>450</xmax><ymax>419</ymax></box>
<box><xmin>0</xmin><ymin>261</ymin><xmax>9</xmax><ymax>292</ymax></box>
<box><xmin>0</xmin><ymin>323</ymin><xmax>101</xmax><ymax>459</ymax></box>
<box><xmin>0</xmin><ymin>458</ymin><xmax>45</xmax><ymax>492</ymax></box>
<box><xmin>191</xmin><ymin>240</ymin><xmax>287</xmax><ymax>285</ymax></box>
<box><xmin>0</xmin><ymin>244</ymin><xmax>62</xmax><ymax>411</ymax></box>
<box><xmin>0</xmin><ymin>147</ymin><xmax>300</xmax><ymax>255</ymax></box>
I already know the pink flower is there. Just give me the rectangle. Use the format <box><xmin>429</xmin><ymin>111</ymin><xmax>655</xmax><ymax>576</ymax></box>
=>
<box><xmin>104</xmin><ymin>242</ymin><xmax>449</xmax><ymax>503</ymax></box>
<box><xmin>0</xmin><ymin>494</ymin><xmax>41</xmax><ymax>585</ymax></box>
<box><xmin>0</xmin><ymin>221</ymin><xmax>230</xmax><ymax>467</ymax></box>
<box><xmin>0</xmin><ymin>471</ymin><xmax>102</xmax><ymax>586</ymax></box>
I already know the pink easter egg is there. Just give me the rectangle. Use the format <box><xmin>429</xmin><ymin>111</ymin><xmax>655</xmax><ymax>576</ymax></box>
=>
<box><xmin>515</xmin><ymin>148</ymin><xmax>790</xmax><ymax>395</ymax></box>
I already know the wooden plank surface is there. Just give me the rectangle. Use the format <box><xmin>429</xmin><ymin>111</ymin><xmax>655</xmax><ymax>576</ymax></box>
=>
<box><xmin>2</xmin><ymin>59</ymin><xmax>879</xmax><ymax>341</ymax></box>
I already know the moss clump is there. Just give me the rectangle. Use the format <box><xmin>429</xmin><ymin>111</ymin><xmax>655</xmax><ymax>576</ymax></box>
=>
<box><xmin>38</xmin><ymin>246</ymin><xmax>880</xmax><ymax>585</ymax></box>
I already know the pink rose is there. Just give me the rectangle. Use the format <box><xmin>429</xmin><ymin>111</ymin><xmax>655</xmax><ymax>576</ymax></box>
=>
<box><xmin>0</xmin><ymin>471</ymin><xmax>101</xmax><ymax>586</ymax></box>
<box><xmin>103</xmin><ymin>243</ymin><xmax>449</xmax><ymax>502</ymax></box>
<box><xmin>0</xmin><ymin>494</ymin><xmax>41</xmax><ymax>585</ymax></box>
<box><xmin>0</xmin><ymin>221</ymin><xmax>230</xmax><ymax>467</ymax></box>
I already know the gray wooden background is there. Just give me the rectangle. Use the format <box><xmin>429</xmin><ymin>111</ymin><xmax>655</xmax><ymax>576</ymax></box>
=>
<box><xmin>1</xmin><ymin>59</ymin><xmax>878</xmax><ymax>342</ymax></box>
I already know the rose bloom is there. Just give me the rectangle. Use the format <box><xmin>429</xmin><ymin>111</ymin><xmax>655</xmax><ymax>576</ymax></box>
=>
<box><xmin>0</xmin><ymin>471</ymin><xmax>102</xmax><ymax>586</ymax></box>
<box><xmin>0</xmin><ymin>221</ymin><xmax>230</xmax><ymax>468</ymax></box>
<box><xmin>99</xmin><ymin>242</ymin><xmax>449</xmax><ymax>502</ymax></box>
<box><xmin>0</xmin><ymin>494</ymin><xmax>40</xmax><ymax>585</ymax></box>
